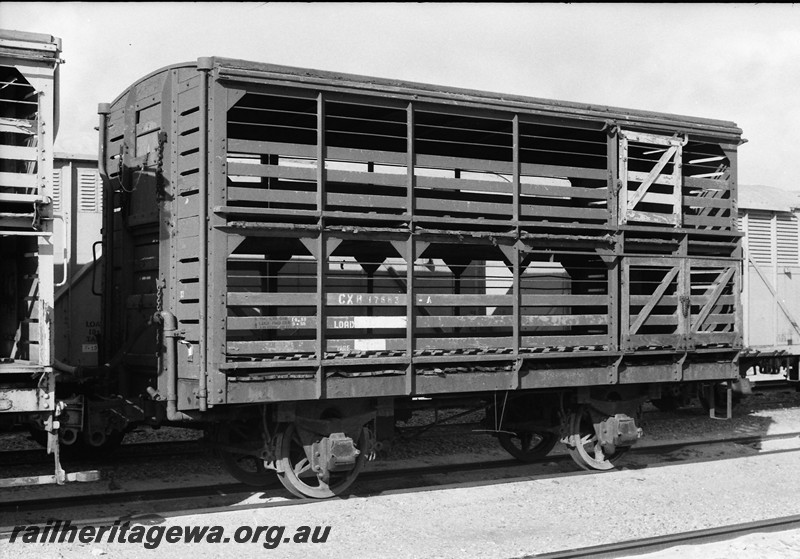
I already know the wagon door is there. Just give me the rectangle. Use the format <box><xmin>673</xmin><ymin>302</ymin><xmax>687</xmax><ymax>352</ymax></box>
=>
<box><xmin>622</xmin><ymin>257</ymin><xmax>687</xmax><ymax>350</ymax></box>
<box><xmin>687</xmin><ymin>258</ymin><xmax>740</xmax><ymax>349</ymax></box>
<box><xmin>622</xmin><ymin>257</ymin><xmax>740</xmax><ymax>351</ymax></box>
<box><xmin>618</xmin><ymin>130</ymin><xmax>684</xmax><ymax>227</ymax></box>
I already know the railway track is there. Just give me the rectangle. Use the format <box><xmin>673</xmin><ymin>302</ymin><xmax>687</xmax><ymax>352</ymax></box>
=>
<box><xmin>0</xmin><ymin>439</ymin><xmax>204</xmax><ymax>468</ymax></box>
<box><xmin>3</xmin><ymin>429</ymin><xmax>800</xmax><ymax>529</ymax></box>
<box><xmin>530</xmin><ymin>513</ymin><xmax>800</xmax><ymax>558</ymax></box>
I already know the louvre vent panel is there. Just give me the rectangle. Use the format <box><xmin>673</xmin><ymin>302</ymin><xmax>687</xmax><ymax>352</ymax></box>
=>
<box><xmin>777</xmin><ymin>213</ymin><xmax>799</xmax><ymax>266</ymax></box>
<box><xmin>51</xmin><ymin>169</ymin><xmax>61</xmax><ymax>212</ymax></box>
<box><xmin>78</xmin><ymin>169</ymin><xmax>100</xmax><ymax>213</ymax></box>
<box><xmin>746</xmin><ymin>211</ymin><xmax>773</xmax><ymax>265</ymax></box>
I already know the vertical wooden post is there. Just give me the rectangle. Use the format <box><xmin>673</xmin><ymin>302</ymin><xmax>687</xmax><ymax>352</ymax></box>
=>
<box><xmin>512</xmin><ymin>115</ymin><xmax>521</xmax><ymax>361</ymax></box>
<box><xmin>405</xmin><ymin>101</ymin><xmax>416</xmax><ymax>395</ymax></box>
<box><xmin>617</xmin><ymin>132</ymin><xmax>628</xmax><ymax>226</ymax></box>
<box><xmin>315</xmin><ymin>93</ymin><xmax>327</xmax><ymax>399</ymax></box>
<box><xmin>678</xmin><ymin>234</ymin><xmax>690</xmax><ymax>349</ymax></box>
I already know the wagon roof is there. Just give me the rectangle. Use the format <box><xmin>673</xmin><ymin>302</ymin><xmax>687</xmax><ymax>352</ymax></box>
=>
<box><xmin>739</xmin><ymin>184</ymin><xmax>800</xmax><ymax>213</ymax></box>
<box><xmin>0</xmin><ymin>28</ymin><xmax>62</xmax><ymax>59</ymax></box>
<box><xmin>112</xmin><ymin>57</ymin><xmax>743</xmax><ymax>142</ymax></box>
<box><xmin>211</xmin><ymin>57</ymin><xmax>743</xmax><ymax>140</ymax></box>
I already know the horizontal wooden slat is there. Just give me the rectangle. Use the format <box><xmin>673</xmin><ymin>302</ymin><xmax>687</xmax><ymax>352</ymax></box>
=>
<box><xmin>327</xmin><ymin>145</ymin><xmax>406</xmax><ymax>166</ymax></box>
<box><xmin>178</xmin><ymin>151</ymin><xmax>200</xmax><ymax>173</ymax></box>
<box><xmin>414</xmin><ymin>314</ymin><xmax>607</xmax><ymax>328</ymax></box>
<box><xmin>683</xmin><ymin>195</ymin><xmax>731</xmax><ymax>209</ymax></box>
<box><xmin>630</xmin><ymin>294</ymin><xmax>735</xmax><ymax>306</ymax></box>
<box><xmin>684</xmin><ymin>176</ymin><xmax>728</xmax><ymax>191</ymax></box>
<box><xmin>327</xmin><ymin>169</ymin><xmax>406</xmax><ymax>188</ymax></box>
<box><xmin>0</xmin><ymin>172</ymin><xmax>36</xmax><ymax>188</ymax></box>
<box><xmin>415</xmin><ymin>153</ymin><xmax>512</xmax><ymax>175</ymax></box>
<box><xmin>522</xmin><ymin>204</ymin><xmax>607</xmax><ymax>221</ymax></box>
<box><xmin>522</xmin><ymin>334</ymin><xmax>609</xmax><ymax>346</ymax></box>
<box><xmin>228</xmin><ymin>139</ymin><xmax>316</xmax><ymax>158</ymax></box>
<box><xmin>178</xmin><ymin>133</ymin><xmax>200</xmax><ymax>154</ymax></box>
<box><xmin>227</xmin><ymin>315</ymin><xmax>412</xmax><ymax>330</ymax></box>
<box><xmin>627</xmin><ymin>170</ymin><xmax>677</xmax><ymax>186</ymax></box>
<box><xmin>228</xmin><ymin>162</ymin><xmax>315</xmax><ymax>181</ymax></box>
<box><xmin>523</xmin><ymin>294</ymin><xmax>607</xmax><ymax>306</ymax></box>
<box><xmin>525</xmin><ymin>314</ymin><xmax>608</xmax><ymax>326</ymax></box>
<box><xmin>0</xmin><ymin>117</ymin><xmax>36</xmax><ymax>135</ymax></box>
<box><xmin>228</xmin><ymin>293</ymin><xmax>607</xmax><ymax>309</ymax></box>
<box><xmin>693</xmin><ymin>332</ymin><xmax>738</xmax><ymax>343</ymax></box>
<box><xmin>522</xmin><ymin>182</ymin><xmax>606</xmax><ymax>200</ymax></box>
<box><xmin>415</xmin><ymin>337</ymin><xmax>512</xmax><ymax>350</ymax></box>
<box><xmin>0</xmin><ymin>193</ymin><xmax>39</xmax><ymax>203</ymax></box>
<box><xmin>0</xmin><ymin>145</ymin><xmax>36</xmax><ymax>161</ymax></box>
<box><xmin>414</xmin><ymin>195</ymin><xmax>510</xmax><ymax>217</ymax></box>
<box><xmin>637</xmin><ymin>314</ymin><xmax>678</xmax><ymax>326</ymax></box>
<box><xmin>626</xmin><ymin>334</ymin><xmax>683</xmax><ymax>347</ymax></box>
<box><xmin>179</xmin><ymin>111</ymin><xmax>201</xmax><ymax>133</ymax></box>
<box><xmin>214</xmin><ymin>205</ymin><xmax>321</xmax><ymax>218</ymax></box>
<box><xmin>416</xmin><ymin>315</ymin><xmax>511</xmax><ymax>328</ymax></box>
<box><xmin>625</xmin><ymin>210</ymin><xmax>678</xmax><ymax>225</ymax></box>
<box><xmin>684</xmin><ymin>214</ymin><xmax>732</xmax><ymax>228</ymax></box>
<box><xmin>228</xmin><ymin>339</ymin><xmax>316</xmax><ymax>354</ymax></box>
<box><xmin>228</xmin><ymin>292</ymin><xmax>318</xmax><ymax>306</ymax></box>
<box><xmin>327</xmin><ymin>191</ymin><xmax>406</xmax><ymax>210</ymax></box>
<box><xmin>624</xmin><ymin>130</ymin><xmax>684</xmax><ymax>146</ymax></box>
<box><xmin>228</xmin><ymin>186</ymin><xmax>315</xmax><ymax>205</ymax></box>
<box><xmin>415</xmin><ymin>174</ymin><xmax>511</xmax><ymax>195</ymax></box>
<box><xmin>696</xmin><ymin>313</ymin><xmax>736</xmax><ymax>325</ymax></box>
<box><xmin>177</xmin><ymin>86</ymin><xmax>200</xmax><ymax>112</ymax></box>
<box><xmin>638</xmin><ymin>192</ymin><xmax>678</xmax><ymax>206</ymax></box>
<box><xmin>520</xmin><ymin>161</ymin><xmax>607</xmax><ymax>181</ymax></box>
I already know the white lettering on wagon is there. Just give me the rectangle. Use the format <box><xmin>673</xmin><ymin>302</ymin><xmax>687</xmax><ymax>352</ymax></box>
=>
<box><xmin>353</xmin><ymin>339</ymin><xmax>387</xmax><ymax>351</ymax></box>
<box><xmin>335</xmin><ymin>294</ymin><xmax>404</xmax><ymax>305</ymax></box>
<box><xmin>329</xmin><ymin>316</ymin><xmax>407</xmax><ymax>329</ymax></box>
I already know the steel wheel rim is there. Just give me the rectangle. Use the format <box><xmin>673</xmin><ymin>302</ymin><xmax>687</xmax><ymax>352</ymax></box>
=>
<box><xmin>567</xmin><ymin>406</ymin><xmax>626</xmax><ymax>471</ymax></box>
<box><xmin>216</xmin><ymin>421</ymin><xmax>276</xmax><ymax>487</ymax></box>
<box><xmin>276</xmin><ymin>423</ymin><xmax>367</xmax><ymax>499</ymax></box>
<box><xmin>497</xmin><ymin>431</ymin><xmax>558</xmax><ymax>462</ymax></box>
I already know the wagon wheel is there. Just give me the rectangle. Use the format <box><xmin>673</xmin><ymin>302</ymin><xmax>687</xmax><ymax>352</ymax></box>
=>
<box><xmin>215</xmin><ymin>420</ymin><xmax>276</xmax><ymax>487</ymax></box>
<box><xmin>497</xmin><ymin>430</ymin><xmax>558</xmax><ymax>462</ymax></box>
<box><xmin>564</xmin><ymin>406</ymin><xmax>628</xmax><ymax>471</ymax></box>
<box><xmin>275</xmin><ymin>422</ymin><xmax>367</xmax><ymax>499</ymax></box>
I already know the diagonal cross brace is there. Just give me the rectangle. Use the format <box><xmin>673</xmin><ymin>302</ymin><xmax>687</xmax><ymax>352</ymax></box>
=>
<box><xmin>630</xmin><ymin>266</ymin><xmax>679</xmax><ymax>335</ymax></box>
<box><xmin>627</xmin><ymin>144</ymin><xmax>677</xmax><ymax>209</ymax></box>
<box><xmin>691</xmin><ymin>266</ymin><xmax>735</xmax><ymax>332</ymax></box>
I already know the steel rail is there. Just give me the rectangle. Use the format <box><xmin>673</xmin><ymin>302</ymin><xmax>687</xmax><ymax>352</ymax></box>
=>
<box><xmin>527</xmin><ymin>513</ymin><xmax>800</xmax><ymax>558</ymax></box>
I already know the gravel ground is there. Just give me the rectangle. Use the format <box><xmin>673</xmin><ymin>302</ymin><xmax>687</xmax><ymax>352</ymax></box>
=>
<box><xmin>2</xmin><ymin>389</ymin><xmax>800</xmax><ymax>559</ymax></box>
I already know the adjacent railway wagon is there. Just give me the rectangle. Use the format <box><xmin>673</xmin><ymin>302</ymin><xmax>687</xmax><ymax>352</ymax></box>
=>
<box><xmin>0</xmin><ymin>30</ymin><xmax>62</xmax><ymax>474</ymax></box>
<box><xmin>739</xmin><ymin>184</ymin><xmax>800</xmax><ymax>380</ymax></box>
<box><xmin>87</xmin><ymin>57</ymin><xmax>745</xmax><ymax>497</ymax></box>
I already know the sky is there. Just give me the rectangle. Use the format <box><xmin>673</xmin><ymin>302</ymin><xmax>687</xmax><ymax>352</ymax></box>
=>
<box><xmin>2</xmin><ymin>2</ymin><xmax>800</xmax><ymax>191</ymax></box>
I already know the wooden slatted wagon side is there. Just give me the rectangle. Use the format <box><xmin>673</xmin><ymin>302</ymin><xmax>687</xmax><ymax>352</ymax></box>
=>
<box><xmin>94</xmin><ymin>57</ymin><xmax>744</xmax><ymax>497</ymax></box>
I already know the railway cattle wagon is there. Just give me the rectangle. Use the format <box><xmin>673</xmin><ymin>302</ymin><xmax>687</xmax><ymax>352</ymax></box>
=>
<box><xmin>0</xmin><ymin>30</ymin><xmax>62</xmax><ymax>473</ymax></box>
<box><xmin>95</xmin><ymin>57</ymin><xmax>745</xmax><ymax>497</ymax></box>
